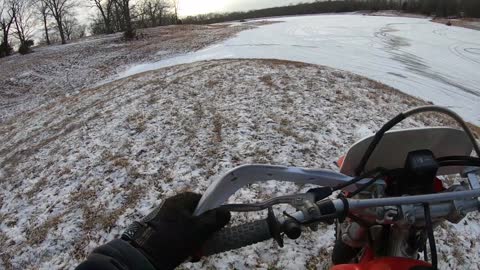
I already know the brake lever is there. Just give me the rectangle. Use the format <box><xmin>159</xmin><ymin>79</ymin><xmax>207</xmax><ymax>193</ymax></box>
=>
<box><xmin>218</xmin><ymin>193</ymin><xmax>317</xmax><ymax>212</ymax></box>
<box><xmin>218</xmin><ymin>186</ymin><xmax>334</xmax><ymax>213</ymax></box>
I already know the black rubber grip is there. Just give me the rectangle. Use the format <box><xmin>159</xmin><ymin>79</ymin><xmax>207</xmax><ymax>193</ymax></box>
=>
<box><xmin>202</xmin><ymin>219</ymin><xmax>272</xmax><ymax>256</ymax></box>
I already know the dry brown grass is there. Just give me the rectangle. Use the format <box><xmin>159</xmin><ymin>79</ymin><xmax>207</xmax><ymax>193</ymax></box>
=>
<box><xmin>71</xmin><ymin>188</ymin><xmax>97</xmax><ymax>205</ymax></box>
<box><xmin>160</xmin><ymin>169</ymin><xmax>174</xmax><ymax>183</ymax></box>
<box><xmin>26</xmin><ymin>215</ymin><xmax>62</xmax><ymax>246</ymax></box>
<box><xmin>274</xmin><ymin>118</ymin><xmax>307</xmax><ymax>143</ymax></box>
<box><xmin>127</xmin><ymin>112</ymin><xmax>147</xmax><ymax>133</ymax></box>
<box><xmin>101</xmin><ymin>150</ymin><xmax>115</xmax><ymax>161</ymax></box>
<box><xmin>335</xmin><ymin>89</ymin><xmax>353</xmax><ymax>103</ymax></box>
<box><xmin>0</xmin><ymin>232</ymin><xmax>13</xmax><ymax>270</ymax></box>
<box><xmin>147</xmin><ymin>94</ymin><xmax>159</xmax><ymax>105</ymax></box>
<box><xmin>0</xmin><ymin>254</ymin><xmax>13</xmax><ymax>270</ymax></box>
<box><xmin>331</xmin><ymin>71</ymin><xmax>346</xmax><ymax>79</ymax></box>
<box><xmin>193</xmin><ymin>102</ymin><xmax>204</xmax><ymax>119</ymax></box>
<box><xmin>252</xmin><ymin>148</ymin><xmax>273</xmax><ymax>164</ymax></box>
<box><xmin>77</xmin><ymin>185</ymin><xmax>142</xmax><ymax>260</ymax></box>
<box><xmin>212</xmin><ymin>113</ymin><xmax>223</xmax><ymax>143</ymax></box>
<box><xmin>127</xmin><ymin>167</ymin><xmax>143</xmax><ymax>179</ymax></box>
<box><xmin>59</xmin><ymin>167</ymin><xmax>72</xmax><ymax>176</ymax></box>
<box><xmin>452</xmin><ymin>246</ymin><xmax>466</xmax><ymax>265</ymax></box>
<box><xmin>112</xmin><ymin>157</ymin><xmax>130</xmax><ymax>167</ymax></box>
<box><xmin>260</xmin><ymin>75</ymin><xmax>274</xmax><ymax>87</ymax></box>
<box><xmin>0</xmin><ymin>114</ymin><xmax>86</xmax><ymax>181</ymax></box>
<box><xmin>265</xmin><ymin>59</ymin><xmax>309</xmax><ymax>69</ymax></box>
<box><xmin>275</xmin><ymin>126</ymin><xmax>307</xmax><ymax>143</ymax></box>
<box><xmin>24</xmin><ymin>177</ymin><xmax>48</xmax><ymax>198</ymax></box>
<box><xmin>206</xmin><ymin>79</ymin><xmax>221</xmax><ymax>88</ymax></box>
<box><xmin>467</xmin><ymin>123</ymin><xmax>480</xmax><ymax>139</ymax></box>
<box><xmin>413</xmin><ymin>111</ymin><xmax>458</xmax><ymax>128</ymax></box>
<box><xmin>0</xmin><ymin>123</ymin><xmax>15</xmax><ymax>137</ymax></box>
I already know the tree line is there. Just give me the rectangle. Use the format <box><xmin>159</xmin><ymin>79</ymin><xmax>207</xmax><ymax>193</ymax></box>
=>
<box><xmin>89</xmin><ymin>0</ymin><xmax>180</xmax><ymax>36</ymax></box>
<box><xmin>0</xmin><ymin>0</ymin><xmax>182</xmax><ymax>58</ymax></box>
<box><xmin>1</xmin><ymin>0</ymin><xmax>86</xmax><ymax>57</ymax></box>
<box><xmin>2</xmin><ymin>0</ymin><xmax>480</xmax><ymax>58</ymax></box>
<box><xmin>183</xmin><ymin>0</ymin><xmax>480</xmax><ymax>25</ymax></box>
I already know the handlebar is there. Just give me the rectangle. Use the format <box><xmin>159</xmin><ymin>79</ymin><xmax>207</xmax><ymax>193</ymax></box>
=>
<box><xmin>202</xmin><ymin>219</ymin><xmax>271</xmax><ymax>256</ymax></box>
<box><xmin>202</xmin><ymin>188</ymin><xmax>480</xmax><ymax>256</ymax></box>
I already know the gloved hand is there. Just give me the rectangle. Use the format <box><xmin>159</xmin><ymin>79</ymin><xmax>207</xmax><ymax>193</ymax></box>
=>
<box><xmin>121</xmin><ymin>192</ymin><xmax>231</xmax><ymax>270</ymax></box>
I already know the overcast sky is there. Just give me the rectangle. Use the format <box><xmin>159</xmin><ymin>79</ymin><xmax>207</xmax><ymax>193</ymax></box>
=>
<box><xmin>178</xmin><ymin>0</ymin><xmax>313</xmax><ymax>16</ymax></box>
<box><xmin>76</xmin><ymin>0</ymin><xmax>314</xmax><ymax>25</ymax></box>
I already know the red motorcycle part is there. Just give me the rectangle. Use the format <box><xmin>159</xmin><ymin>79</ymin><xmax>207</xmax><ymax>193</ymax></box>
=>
<box><xmin>331</xmin><ymin>247</ymin><xmax>431</xmax><ymax>270</ymax></box>
<box><xmin>330</xmin><ymin>257</ymin><xmax>431</xmax><ymax>270</ymax></box>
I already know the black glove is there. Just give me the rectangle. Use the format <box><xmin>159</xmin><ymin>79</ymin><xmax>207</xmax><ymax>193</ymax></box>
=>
<box><xmin>121</xmin><ymin>192</ymin><xmax>231</xmax><ymax>270</ymax></box>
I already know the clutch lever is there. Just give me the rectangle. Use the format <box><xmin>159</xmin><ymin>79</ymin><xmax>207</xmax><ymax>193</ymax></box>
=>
<box><xmin>218</xmin><ymin>193</ymin><xmax>317</xmax><ymax>212</ymax></box>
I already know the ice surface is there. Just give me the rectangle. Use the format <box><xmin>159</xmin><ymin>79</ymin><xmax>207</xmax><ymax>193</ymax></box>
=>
<box><xmin>119</xmin><ymin>15</ymin><xmax>480</xmax><ymax>124</ymax></box>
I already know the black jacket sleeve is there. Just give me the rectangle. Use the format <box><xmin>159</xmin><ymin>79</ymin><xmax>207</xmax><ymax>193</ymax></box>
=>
<box><xmin>75</xmin><ymin>239</ymin><xmax>156</xmax><ymax>270</ymax></box>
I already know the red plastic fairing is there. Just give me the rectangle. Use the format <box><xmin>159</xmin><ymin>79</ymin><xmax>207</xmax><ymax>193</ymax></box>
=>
<box><xmin>330</xmin><ymin>257</ymin><xmax>432</xmax><ymax>270</ymax></box>
<box><xmin>337</xmin><ymin>156</ymin><xmax>346</xmax><ymax>169</ymax></box>
<box><xmin>434</xmin><ymin>177</ymin><xmax>446</xmax><ymax>192</ymax></box>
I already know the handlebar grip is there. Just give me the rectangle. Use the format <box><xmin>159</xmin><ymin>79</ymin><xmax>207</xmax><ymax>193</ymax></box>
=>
<box><xmin>202</xmin><ymin>219</ymin><xmax>272</xmax><ymax>256</ymax></box>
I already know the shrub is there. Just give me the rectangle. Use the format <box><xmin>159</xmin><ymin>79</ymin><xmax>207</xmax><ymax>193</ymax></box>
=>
<box><xmin>124</xmin><ymin>28</ymin><xmax>136</xmax><ymax>40</ymax></box>
<box><xmin>18</xmin><ymin>40</ymin><xmax>34</xmax><ymax>55</ymax></box>
<box><xmin>0</xmin><ymin>42</ymin><xmax>13</xmax><ymax>58</ymax></box>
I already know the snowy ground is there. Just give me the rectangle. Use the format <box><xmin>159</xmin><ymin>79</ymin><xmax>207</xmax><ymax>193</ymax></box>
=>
<box><xmin>0</xmin><ymin>24</ymin><xmax>250</xmax><ymax>124</ymax></box>
<box><xmin>1</xmin><ymin>58</ymin><xmax>479</xmax><ymax>269</ymax></box>
<box><xmin>117</xmin><ymin>15</ymin><xmax>480</xmax><ymax>125</ymax></box>
<box><xmin>1</xmin><ymin>14</ymin><xmax>480</xmax><ymax>270</ymax></box>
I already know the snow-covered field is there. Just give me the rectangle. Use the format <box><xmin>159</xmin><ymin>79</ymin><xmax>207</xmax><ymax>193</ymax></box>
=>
<box><xmin>1</xmin><ymin>58</ymin><xmax>479</xmax><ymax>269</ymax></box>
<box><xmin>1</xmin><ymin>14</ymin><xmax>480</xmax><ymax>270</ymax></box>
<box><xmin>0</xmin><ymin>24</ymin><xmax>249</xmax><ymax>123</ymax></box>
<box><xmin>118</xmin><ymin>15</ymin><xmax>480</xmax><ymax>125</ymax></box>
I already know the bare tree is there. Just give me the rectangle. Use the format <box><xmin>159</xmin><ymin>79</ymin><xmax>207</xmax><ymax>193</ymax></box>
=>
<box><xmin>0</xmin><ymin>0</ymin><xmax>14</xmax><ymax>56</ymax></box>
<box><xmin>43</xmin><ymin>0</ymin><xmax>75</xmax><ymax>44</ymax></box>
<box><xmin>61</xmin><ymin>11</ymin><xmax>75</xmax><ymax>40</ymax></box>
<box><xmin>62</xmin><ymin>12</ymin><xmax>85</xmax><ymax>40</ymax></box>
<box><xmin>90</xmin><ymin>0</ymin><xmax>114</xmax><ymax>34</ymax></box>
<box><xmin>171</xmin><ymin>0</ymin><xmax>178</xmax><ymax>23</ymax></box>
<box><xmin>35</xmin><ymin>0</ymin><xmax>50</xmax><ymax>44</ymax></box>
<box><xmin>138</xmin><ymin>0</ymin><xmax>169</xmax><ymax>27</ymax></box>
<box><xmin>10</xmin><ymin>0</ymin><xmax>35</xmax><ymax>53</ymax></box>
<box><xmin>112</xmin><ymin>0</ymin><xmax>134</xmax><ymax>39</ymax></box>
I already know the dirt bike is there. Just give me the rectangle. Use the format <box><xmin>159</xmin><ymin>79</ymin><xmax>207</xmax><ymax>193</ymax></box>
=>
<box><xmin>193</xmin><ymin>105</ymin><xmax>480</xmax><ymax>270</ymax></box>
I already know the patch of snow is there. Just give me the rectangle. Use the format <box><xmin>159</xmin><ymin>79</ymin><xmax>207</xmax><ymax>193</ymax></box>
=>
<box><xmin>155</xmin><ymin>50</ymin><xmax>171</xmax><ymax>56</ymax></box>
<box><xmin>354</xmin><ymin>125</ymin><xmax>374</xmax><ymax>141</ymax></box>
<box><xmin>118</xmin><ymin>14</ymin><xmax>480</xmax><ymax>125</ymax></box>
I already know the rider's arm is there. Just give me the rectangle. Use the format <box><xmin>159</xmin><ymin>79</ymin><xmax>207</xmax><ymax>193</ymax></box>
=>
<box><xmin>76</xmin><ymin>239</ymin><xmax>155</xmax><ymax>270</ymax></box>
<box><xmin>75</xmin><ymin>193</ymin><xmax>231</xmax><ymax>270</ymax></box>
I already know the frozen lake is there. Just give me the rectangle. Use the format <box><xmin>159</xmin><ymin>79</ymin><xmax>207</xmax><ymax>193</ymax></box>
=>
<box><xmin>120</xmin><ymin>15</ymin><xmax>480</xmax><ymax>124</ymax></box>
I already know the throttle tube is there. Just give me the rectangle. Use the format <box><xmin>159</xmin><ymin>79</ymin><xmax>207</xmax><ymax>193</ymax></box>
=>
<box><xmin>202</xmin><ymin>219</ymin><xmax>272</xmax><ymax>256</ymax></box>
